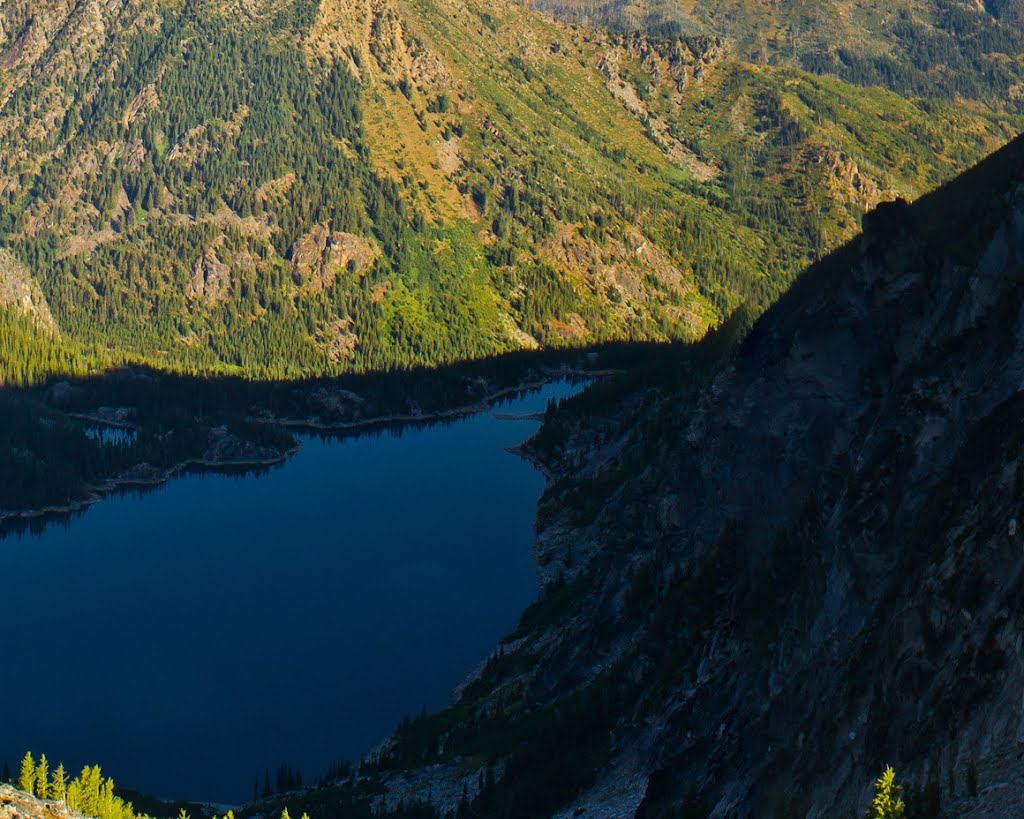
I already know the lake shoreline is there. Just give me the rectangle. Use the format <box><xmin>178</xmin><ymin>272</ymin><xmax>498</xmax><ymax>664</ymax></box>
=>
<box><xmin>0</xmin><ymin>445</ymin><xmax>303</xmax><ymax>530</ymax></box>
<box><xmin>0</xmin><ymin>371</ymin><xmax>604</xmax><ymax>534</ymax></box>
<box><xmin>253</xmin><ymin>369</ymin><xmax>610</xmax><ymax>433</ymax></box>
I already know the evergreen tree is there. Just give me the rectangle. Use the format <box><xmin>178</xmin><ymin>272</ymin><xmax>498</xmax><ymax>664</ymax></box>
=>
<box><xmin>35</xmin><ymin>755</ymin><xmax>49</xmax><ymax>799</ymax></box>
<box><xmin>66</xmin><ymin>776</ymin><xmax>82</xmax><ymax>811</ymax></box>
<box><xmin>18</xmin><ymin>753</ymin><xmax>35</xmax><ymax>794</ymax></box>
<box><xmin>870</xmin><ymin>767</ymin><xmax>905</xmax><ymax>819</ymax></box>
<box><xmin>51</xmin><ymin>764</ymin><xmax>68</xmax><ymax>802</ymax></box>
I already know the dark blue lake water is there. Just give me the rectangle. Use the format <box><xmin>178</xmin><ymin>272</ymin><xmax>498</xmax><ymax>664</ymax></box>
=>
<box><xmin>0</xmin><ymin>380</ymin><xmax>581</xmax><ymax>804</ymax></box>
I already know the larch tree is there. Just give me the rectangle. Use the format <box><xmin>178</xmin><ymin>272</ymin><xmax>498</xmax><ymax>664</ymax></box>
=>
<box><xmin>18</xmin><ymin>753</ymin><xmax>35</xmax><ymax>794</ymax></box>
<box><xmin>35</xmin><ymin>755</ymin><xmax>49</xmax><ymax>799</ymax></box>
<box><xmin>52</xmin><ymin>764</ymin><xmax>68</xmax><ymax>802</ymax></box>
<box><xmin>871</xmin><ymin>766</ymin><xmax>906</xmax><ymax>819</ymax></box>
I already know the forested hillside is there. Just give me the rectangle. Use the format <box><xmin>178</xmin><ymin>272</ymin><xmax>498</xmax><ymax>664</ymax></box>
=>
<box><xmin>0</xmin><ymin>0</ymin><xmax>1015</xmax><ymax>383</ymax></box>
<box><xmin>536</xmin><ymin>0</ymin><xmax>1024</xmax><ymax>111</ymax></box>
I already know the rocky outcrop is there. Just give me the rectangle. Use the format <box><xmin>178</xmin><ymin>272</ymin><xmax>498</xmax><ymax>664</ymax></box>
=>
<box><xmin>290</xmin><ymin>225</ymin><xmax>379</xmax><ymax>293</ymax></box>
<box><xmin>816</xmin><ymin>146</ymin><xmax>886</xmax><ymax>213</ymax></box>
<box><xmin>313</xmin><ymin>316</ymin><xmax>360</xmax><ymax>361</ymax></box>
<box><xmin>597</xmin><ymin>35</ymin><xmax>724</xmax><ymax>180</ymax></box>
<box><xmin>539</xmin><ymin>222</ymin><xmax>707</xmax><ymax>338</ymax></box>
<box><xmin>189</xmin><ymin>245</ymin><xmax>232</xmax><ymax>306</ymax></box>
<box><xmin>0</xmin><ymin>785</ymin><xmax>84</xmax><ymax>819</ymax></box>
<box><xmin>0</xmin><ymin>249</ymin><xmax>57</xmax><ymax>332</ymax></box>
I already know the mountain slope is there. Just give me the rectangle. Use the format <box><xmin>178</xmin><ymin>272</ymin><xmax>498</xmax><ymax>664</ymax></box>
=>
<box><xmin>281</xmin><ymin>131</ymin><xmax>1024</xmax><ymax>818</ymax></box>
<box><xmin>0</xmin><ymin>0</ymin><xmax>1015</xmax><ymax>381</ymax></box>
<box><xmin>535</xmin><ymin>0</ymin><xmax>1024</xmax><ymax>114</ymax></box>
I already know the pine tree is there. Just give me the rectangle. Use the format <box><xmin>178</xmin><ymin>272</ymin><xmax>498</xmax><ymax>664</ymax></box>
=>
<box><xmin>35</xmin><ymin>755</ymin><xmax>49</xmax><ymax>799</ymax></box>
<box><xmin>281</xmin><ymin>808</ymin><xmax>291</xmax><ymax>819</ymax></box>
<box><xmin>52</xmin><ymin>764</ymin><xmax>68</xmax><ymax>802</ymax></box>
<box><xmin>66</xmin><ymin>776</ymin><xmax>82</xmax><ymax>812</ymax></box>
<box><xmin>18</xmin><ymin>753</ymin><xmax>35</xmax><ymax>794</ymax></box>
<box><xmin>870</xmin><ymin>767</ymin><xmax>905</xmax><ymax>819</ymax></box>
<box><xmin>80</xmin><ymin>766</ymin><xmax>103</xmax><ymax>814</ymax></box>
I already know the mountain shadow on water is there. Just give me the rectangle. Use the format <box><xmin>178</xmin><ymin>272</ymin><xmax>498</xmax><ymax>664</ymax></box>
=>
<box><xmin>0</xmin><ymin>342</ymin><xmax>675</xmax><ymax>536</ymax></box>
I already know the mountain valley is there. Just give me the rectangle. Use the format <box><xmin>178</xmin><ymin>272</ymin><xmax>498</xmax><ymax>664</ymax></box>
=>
<box><xmin>3</xmin><ymin>0</ymin><xmax>1024</xmax><ymax>817</ymax></box>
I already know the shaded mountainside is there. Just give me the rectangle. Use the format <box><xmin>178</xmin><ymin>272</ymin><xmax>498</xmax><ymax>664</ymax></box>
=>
<box><xmin>238</xmin><ymin>131</ymin><xmax>1024</xmax><ymax>818</ymax></box>
<box><xmin>0</xmin><ymin>345</ymin><xmax>616</xmax><ymax>526</ymax></box>
<box><xmin>0</xmin><ymin>0</ymin><xmax>1015</xmax><ymax>382</ymax></box>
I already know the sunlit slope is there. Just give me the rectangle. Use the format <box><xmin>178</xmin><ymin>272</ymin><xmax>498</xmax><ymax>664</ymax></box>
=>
<box><xmin>0</xmin><ymin>0</ymin><xmax>1016</xmax><ymax>381</ymax></box>
<box><xmin>534</xmin><ymin>0</ymin><xmax>1024</xmax><ymax>112</ymax></box>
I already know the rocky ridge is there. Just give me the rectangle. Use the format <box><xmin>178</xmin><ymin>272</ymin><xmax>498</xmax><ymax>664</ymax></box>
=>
<box><xmin>526</xmin><ymin>137</ymin><xmax>1024</xmax><ymax>816</ymax></box>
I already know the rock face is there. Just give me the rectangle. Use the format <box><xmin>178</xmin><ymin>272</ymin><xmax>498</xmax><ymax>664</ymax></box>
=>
<box><xmin>290</xmin><ymin>225</ymin><xmax>379</xmax><ymax>293</ymax></box>
<box><xmin>189</xmin><ymin>246</ymin><xmax>232</xmax><ymax>305</ymax></box>
<box><xmin>313</xmin><ymin>316</ymin><xmax>360</xmax><ymax>361</ymax></box>
<box><xmin>525</xmin><ymin>135</ymin><xmax>1024</xmax><ymax>816</ymax></box>
<box><xmin>597</xmin><ymin>35</ymin><xmax>724</xmax><ymax>181</ymax></box>
<box><xmin>0</xmin><ymin>249</ymin><xmax>57</xmax><ymax>332</ymax></box>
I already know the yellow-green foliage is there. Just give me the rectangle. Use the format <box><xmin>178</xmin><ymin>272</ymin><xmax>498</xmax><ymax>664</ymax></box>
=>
<box><xmin>266</xmin><ymin>809</ymin><xmax>307</xmax><ymax>819</ymax></box>
<box><xmin>35</xmin><ymin>755</ymin><xmax>49</xmax><ymax>799</ymax></box>
<box><xmin>871</xmin><ymin>766</ymin><xmax>906</xmax><ymax>819</ymax></box>
<box><xmin>2</xmin><ymin>0</ymin><xmax>1011</xmax><ymax>382</ymax></box>
<box><xmin>16</xmin><ymin>753</ymin><xmax>145</xmax><ymax>819</ymax></box>
<box><xmin>51</xmin><ymin>764</ymin><xmax>68</xmax><ymax>802</ymax></box>
<box><xmin>0</xmin><ymin>307</ymin><xmax>99</xmax><ymax>387</ymax></box>
<box><xmin>18</xmin><ymin>753</ymin><xmax>35</xmax><ymax>794</ymax></box>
